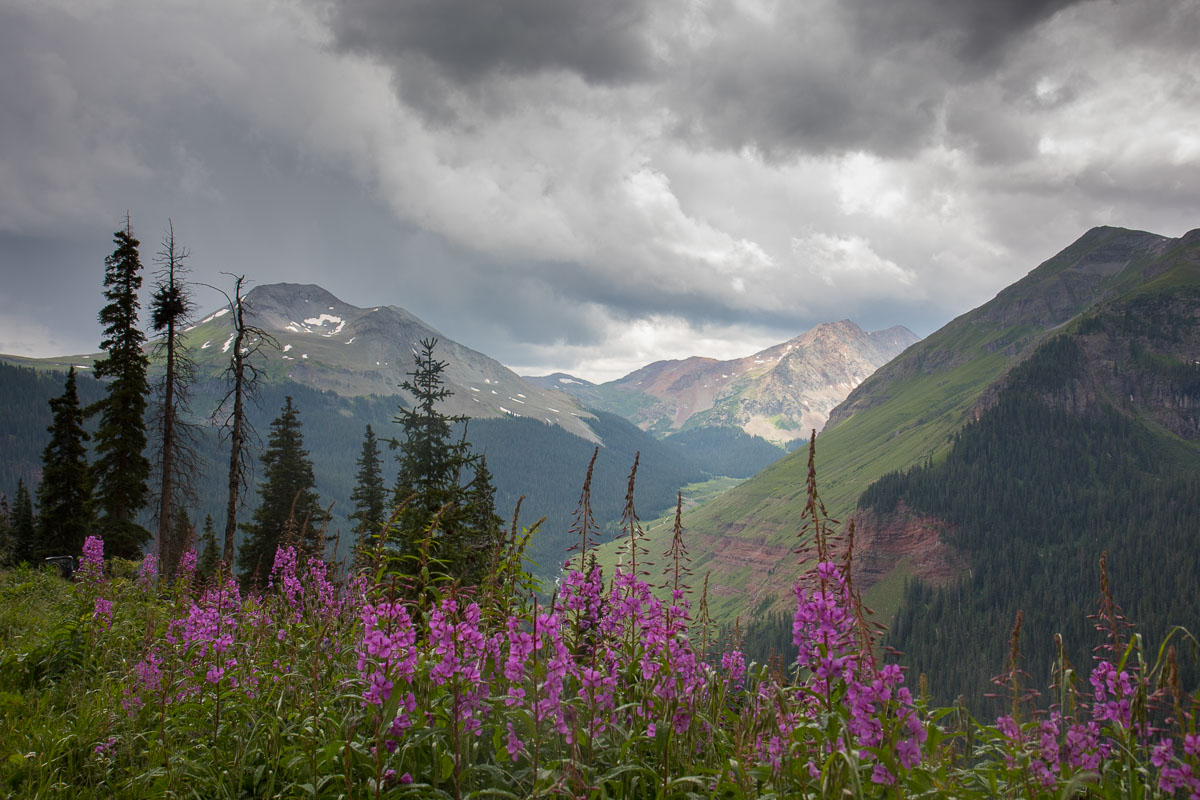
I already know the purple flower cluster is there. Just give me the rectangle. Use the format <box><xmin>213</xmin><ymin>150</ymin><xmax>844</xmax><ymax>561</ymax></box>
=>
<box><xmin>787</xmin><ymin>560</ymin><xmax>924</xmax><ymax>781</ymax></box>
<box><xmin>78</xmin><ymin>535</ymin><xmax>104</xmax><ymax>584</ymax></box>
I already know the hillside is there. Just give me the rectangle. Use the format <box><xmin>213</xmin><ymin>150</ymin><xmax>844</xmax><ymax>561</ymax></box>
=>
<box><xmin>545</xmin><ymin>321</ymin><xmax>919</xmax><ymax>445</ymax></box>
<box><xmin>604</xmin><ymin>226</ymin><xmax>1196</xmax><ymax>627</ymax></box>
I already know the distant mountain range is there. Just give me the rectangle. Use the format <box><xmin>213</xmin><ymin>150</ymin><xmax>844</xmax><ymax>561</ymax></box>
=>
<box><xmin>527</xmin><ymin>321</ymin><xmax>919</xmax><ymax>445</ymax></box>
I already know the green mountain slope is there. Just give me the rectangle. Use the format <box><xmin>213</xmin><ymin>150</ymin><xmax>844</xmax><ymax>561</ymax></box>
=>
<box><xmin>873</xmin><ymin>277</ymin><xmax>1200</xmax><ymax>711</ymax></box>
<box><xmin>606</xmin><ymin>226</ymin><xmax>1192</xmax><ymax>624</ymax></box>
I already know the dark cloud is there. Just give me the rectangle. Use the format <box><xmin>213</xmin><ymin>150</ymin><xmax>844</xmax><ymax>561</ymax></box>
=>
<box><xmin>847</xmin><ymin>0</ymin><xmax>1089</xmax><ymax>68</ymax></box>
<box><xmin>328</xmin><ymin>0</ymin><xmax>657</xmax><ymax>85</ymax></box>
<box><xmin>667</xmin><ymin>0</ymin><xmax>1092</xmax><ymax>159</ymax></box>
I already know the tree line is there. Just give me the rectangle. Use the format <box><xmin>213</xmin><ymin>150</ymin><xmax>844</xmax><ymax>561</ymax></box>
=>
<box><xmin>0</xmin><ymin>218</ymin><xmax>503</xmax><ymax>589</ymax></box>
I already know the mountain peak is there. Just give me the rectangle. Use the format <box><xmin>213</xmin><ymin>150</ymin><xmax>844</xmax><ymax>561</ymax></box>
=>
<box><xmin>185</xmin><ymin>283</ymin><xmax>599</xmax><ymax>442</ymax></box>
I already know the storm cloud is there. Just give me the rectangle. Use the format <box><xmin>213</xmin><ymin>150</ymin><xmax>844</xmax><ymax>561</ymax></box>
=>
<box><xmin>0</xmin><ymin>0</ymin><xmax>1197</xmax><ymax>381</ymax></box>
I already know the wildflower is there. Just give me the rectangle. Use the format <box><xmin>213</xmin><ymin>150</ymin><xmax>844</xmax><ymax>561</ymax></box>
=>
<box><xmin>79</xmin><ymin>536</ymin><xmax>105</xmax><ymax>584</ymax></box>
<box><xmin>179</xmin><ymin>548</ymin><xmax>198</xmax><ymax>578</ymax></box>
<box><xmin>138</xmin><ymin>554</ymin><xmax>158</xmax><ymax>588</ymax></box>
<box><xmin>92</xmin><ymin>596</ymin><xmax>114</xmax><ymax>630</ymax></box>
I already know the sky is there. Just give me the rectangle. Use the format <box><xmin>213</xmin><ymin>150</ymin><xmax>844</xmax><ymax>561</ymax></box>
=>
<box><xmin>0</xmin><ymin>0</ymin><xmax>1197</xmax><ymax>383</ymax></box>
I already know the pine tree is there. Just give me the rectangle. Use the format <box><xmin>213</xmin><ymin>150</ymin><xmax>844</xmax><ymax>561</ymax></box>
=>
<box><xmin>197</xmin><ymin>514</ymin><xmax>220</xmax><ymax>583</ymax></box>
<box><xmin>458</xmin><ymin>455</ymin><xmax>503</xmax><ymax>583</ymax></box>
<box><xmin>92</xmin><ymin>218</ymin><xmax>152</xmax><ymax>558</ymax></box>
<box><xmin>37</xmin><ymin>368</ymin><xmax>93</xmax><ymax>558</ymax></box>
<box><xmin>12</xmin><ymin>479</ymin><xmax>36</xmax><ymax>565</ymax></box>
<box><xmin>238</xmin><ymin>397</ymin><xmax>324</xmax><ymax>586</ymax></box>
<box><xmin>389</xmin><ymin>338</ymin><xmax>500</xmax><ymax>584</ymax></box>
<box><xmin>150</xmin><ymin>221</ymin><xmax>199</xmax><ymax>578</ymax></box>
<box><xmin>0</xmin><ymin>493</ymin><xmax>12</xmax><ymax>566</ymax></box>
<box><xmin>350</xmin><ymin>424</ymin><xmax>387</xmax><ymax>554</ymax></box>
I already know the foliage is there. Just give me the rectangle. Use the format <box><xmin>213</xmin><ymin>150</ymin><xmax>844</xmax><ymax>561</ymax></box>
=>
<box><xmin>388</xmin><ymin>338</ymin><xmax>501</xmax><ymax>585</ymax></box>
<box><xmin>663</xmin><ymin>426</ymin><xmax>785</xmax><ymax>479</ymax></box>
<box><xmin>36</xmin><ymin>368</ymin><xmax>94</xmax><ymax>559</ymax></box>
<box><xmin>862</xmin><ymin>335</ymin><xmax>1200</xmax><ymax>712</ymax></box>
<box><xmin>91</xmin><ymin>219</ymin><xmax>153</xmax><ymax>558</ymax></box>
<box><xmin>12</xmin><ymin>479</ymin><xmax>36</xmax><ymax>566</ymax></box>
<box><xmin>4</xmin><ymin>506</ymin><xmax>1199</xmax><ymax>798</ymax></box>
<box><xmin>350</xmin><ymin>424</ymin><xmax>388</xmax><ymax>554</ymax></box>
<box><xmin>238</xmin><ymin>397</ymin><xmax>326</xmax><ymax>586</ymax></box>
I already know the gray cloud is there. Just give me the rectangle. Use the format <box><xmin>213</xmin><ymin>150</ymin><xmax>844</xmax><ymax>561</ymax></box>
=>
<box><xmin>1</xmin><ymin>0</ymin><xmax>1198</xmax><ymax>383</ymax></box>
<box><xmin>328</xmin><ymin>0</ymin><xmax>659</xmax><ymax>91</ymax></box>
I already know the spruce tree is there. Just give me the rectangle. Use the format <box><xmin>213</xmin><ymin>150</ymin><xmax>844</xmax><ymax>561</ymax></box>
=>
<box><xmin>37</xmin><ymin>368</ymin><xmax>93</xmax><ymax>558</ymax></box>
<box><xmin>92</xmin><ymin>218</ymin><xmax>152</xmax><ymax>558</ymax></box>
<box><xmin>197</xmin><ymin>513</ymin><xmax>220</xmax><ymax>583</ymax></box>
<box><xmin>350</xmin><ymin>424</ymin><xmax>387</xmax><ymax>553</ymax></box>
<box><xmin>238</xmin><ymin>397</ymin><xmax>324</xmax><ymax>586</ymax></box>
<box><xmin>0</xmin><ymin>494</ymin><xmax>12</xmax><ymax>566</ymax></box>
<box><xmin>389</xmin><ymin>338</ymin><xmax>500</xmax><ymax>583</ymax></box>
<box><xmin>459</xmin><ymin>455</ymin><xmax>504</xmax><ymax>584</ymax></box>
<box><xmin>12</xmin><ymin>478</ymin><xmax>36</xmax><ymax>565</ymax></box>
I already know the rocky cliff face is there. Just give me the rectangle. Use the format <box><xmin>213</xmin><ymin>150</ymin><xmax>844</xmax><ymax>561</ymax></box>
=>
<box><xmin>580</xmin><ymin>321</ymin><xmax>919</xmax><ymax>444</ymax></box>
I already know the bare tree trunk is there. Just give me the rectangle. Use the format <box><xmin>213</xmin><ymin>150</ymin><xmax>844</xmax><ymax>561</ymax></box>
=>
<box><xmin>151</xmin><ymin>221</ymin><xmax>198</xmax><ymax>578</ymax></box>
<box><xmin>207</xmin><ymin>274</ymin><xmax>275</xmax><ymax>569</ymax></box>
<box><xmin>223</xmin><ymin>335</ymin><xmax>246</xmax><ymax>565</ymax></box>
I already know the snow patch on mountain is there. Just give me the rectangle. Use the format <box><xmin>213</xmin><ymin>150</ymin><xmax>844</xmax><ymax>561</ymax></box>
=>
<box><xmin>304</xmin><ymin>314</ymin><xmax>342</xmax><ymax>327</ymax></box>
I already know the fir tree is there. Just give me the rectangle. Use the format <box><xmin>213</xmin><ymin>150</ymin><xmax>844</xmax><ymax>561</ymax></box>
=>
<box><xmin>350</xmin><ymin>424</ymin><xmax>387</xmax><ymax>554</ymax></box>
<box><xmin>197</xmin><ymin>513</ymin><xmax>220</xmax><ymax>583</ymax></box>
<box><xmin>459</xmin><ymin>455</ymin><xmax>503</xmax><ymax>583</ymax></box>
<box><xmin>37</xmin><ymin>368</ymin><xmax>93</xmax><ymax>558</ymax></box>
<box><xmin>389</xmin><ymin>338</ymin><xmax>500</xmax><ymax>584</ymax></box>
<box><xmin>91</xmin><ymin>218</ymin><xmax>152</xmax><ymax>558</ymax></box>
<box><xmin>12</xmin><ymin>478</ymin><xmax>36</xmax><ymax>565</ymax></box>
<box><xmin>238</xmin><ymin>397</ymin><xmax>324</xmax><ymax>586</ymax></box>
<box><xmin>0</xmin><ymin>493</ymin><xmax>12</xmax><ymax>566</ymax></box>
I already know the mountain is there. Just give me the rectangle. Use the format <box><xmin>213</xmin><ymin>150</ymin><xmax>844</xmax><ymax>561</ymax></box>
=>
<box><xmin>0</xmin><ymin>283</ymin><xmax>710</xmax><ymax>576</ymax></box>
<box><xmin>549</xmin><ymin>321</ymin><xmax>919</xmax><ymax>445</ymax></box>
<box><xmin>522</xmin><ymin>373</ymin><xmax>596</xmax><ymax>391</ymax></box>
<box><xmin>607</xmin><ymin>226</ymin><xmax>1200</xmax><ymax>671</ymax></box>
<box><xmin>185</xmin><ymin>284</ymin><xmax>601</xmax><ymax>442</ymax></box>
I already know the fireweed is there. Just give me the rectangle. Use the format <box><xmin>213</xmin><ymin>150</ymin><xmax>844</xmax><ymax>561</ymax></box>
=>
<box><xmin>4</xmin><ymin>526</ymin><xmax>1200</xmax><ymax>799</ymax></box>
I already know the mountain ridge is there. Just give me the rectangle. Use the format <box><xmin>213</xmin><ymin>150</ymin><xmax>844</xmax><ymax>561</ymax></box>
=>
<box><xmin>545</xmin><ymin>320</ymin><xmax>919</xmax><ymax>444</ymax></box>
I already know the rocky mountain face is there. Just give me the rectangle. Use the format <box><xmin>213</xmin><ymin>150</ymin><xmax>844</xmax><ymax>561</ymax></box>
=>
<box><xmin>546</xmin><ymin>321</ymin><xmax>919</xmax><ymax>445</ymax></box>
<box><xmin>181</xmin><ymin>283</ymin><xmax>599</xmax><ymax>442</ymax></box>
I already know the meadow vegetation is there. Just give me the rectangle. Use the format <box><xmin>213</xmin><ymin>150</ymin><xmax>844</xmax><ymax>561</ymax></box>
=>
<box><xmin>1</xmin><ymin>450</ymin><xmax>1197</xmax><ymax>799</ymax></box>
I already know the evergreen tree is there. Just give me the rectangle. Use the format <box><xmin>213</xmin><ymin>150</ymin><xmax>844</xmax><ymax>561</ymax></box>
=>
<box><xmin>91</xmin><ymin>218</ymin><xmax>152</xmax><ymax>558</ymax></box>
<box><xmin>350</xmin><ymin>424</ymin><xmax>387</xmax><ymax>553</ymax></box>
<box><xmin>389</xmin><ymin>338</ymin><xmax>500</xmax><ymax>584</ymax></box>
<box><xmin>0</xmin><ymin>493</ymin><xmax>12</xmax><ymax>566</ymax></box>
<box><xmin>12</xmin><ymin>478</ymin><xmax>36</xmax><ymax>565</ymax></box>
<box><xmin>460</xmin><ymin>455</ymin><xmax>503</xmax><ymax>581</ymax></box>
<box><xmin>197</xmin><ymin>514</ymin><xmax>220</xmax><ymax>583</ymax></box>
<box><xmin>37</xmin><ymin>368</ymin><xmax>93</xmax><ymax>558</ymax></box>
<box><xmin>238</xmin><ymin>397</ymin><xmax>324</xmax><ymax>586</ymax></box>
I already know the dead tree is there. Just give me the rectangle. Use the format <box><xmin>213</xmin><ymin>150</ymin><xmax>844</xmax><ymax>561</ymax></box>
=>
<box><xmin>208</xmin><ymin>274</ymin><xmax>276</xmax><ymax>567</ymax></box>
<box><xmin>150</xmin><ymin>221</ymin><xmax>201</xmax><ymax>577</ymax></box>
